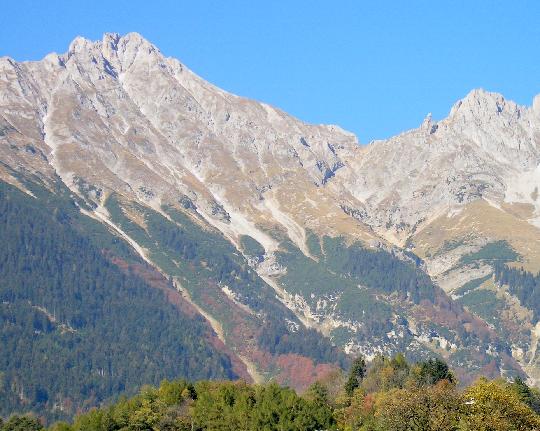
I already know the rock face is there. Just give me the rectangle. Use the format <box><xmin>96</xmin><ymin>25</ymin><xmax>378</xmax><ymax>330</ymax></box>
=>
<box><xmin>2</xmin><ymin>32</ymin><xmax>540</xmax><ymax>387</ymax></box>
<box><xmin>343</xmin><ymin>89</ymin><xmax>540</xmax><ymax>243</ymax></box>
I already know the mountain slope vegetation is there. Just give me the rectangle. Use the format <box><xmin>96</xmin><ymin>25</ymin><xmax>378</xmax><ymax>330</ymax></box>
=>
<box><xmin>7</xmin><ymin>355</ymin><xmax>540</xmax><ymax>431</ymax></box>
<box><xmin>0</xmin><ymin>180</ymin><xmax>237</xmax><ymax>421</ymax></box>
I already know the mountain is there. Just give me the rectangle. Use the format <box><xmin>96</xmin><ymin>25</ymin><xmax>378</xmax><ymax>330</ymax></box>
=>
<box><xmin>343</xmin><ymin>89</ymin><xmax>540</xmax><ymax>383</ymax></box>
<box><xmin>1</xmin><ymin>32</ymin><xmax>539</xmax><ymax>419</ymax></box>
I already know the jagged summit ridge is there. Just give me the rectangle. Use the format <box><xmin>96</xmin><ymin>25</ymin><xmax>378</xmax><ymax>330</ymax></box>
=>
<box><xmin>68</xmin><ymin>32</ymin><xmax>158</xmax><ymax>58</ymax></box>
<box><xmin>2</xmin><ymin>32</ymin><xmax>540</xmax><ymax>244</ymax></box>
<box><xmin>2</xmin><ymin>32</ymin><xmax>540</xmax><ymax>255</ymax></box>
<box><xmin>448</xmin><ymin>88</ymin><xmax>529</xmax><ymax>129</ymax></box>
<box><xmin>0</xmin><ymin>33</ymin><xmax>364</xmax><ymax>252</ymax></box>
<box><xmin>344</xmin><ymin>86</ymin><xmax>540</xmax><ymax>242</ymax></box>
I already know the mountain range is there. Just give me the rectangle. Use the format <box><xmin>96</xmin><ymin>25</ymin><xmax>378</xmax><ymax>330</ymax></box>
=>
<box><xmin>2</xmin><ymin>32</ymin><xmax>540</xmax><ymax>420</ymax></box>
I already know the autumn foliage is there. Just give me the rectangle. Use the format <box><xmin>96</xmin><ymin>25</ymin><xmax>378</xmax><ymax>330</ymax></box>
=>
<box><xmin>5</xmin><ymin>355</ymin><xmax>540</xmax><ymax>431</ymax></box>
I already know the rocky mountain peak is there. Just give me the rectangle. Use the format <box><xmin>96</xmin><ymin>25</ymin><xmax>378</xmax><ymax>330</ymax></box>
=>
<box><xmin>64</xmin><ymin>32</ymin><xmax>164</xmax><ymax>78</ymax></box>
<box><xmin>448</xmin><ymin>88</ymin><xmax>524</xmax><ymax>124</ymax></box>
<box><xmin>67</xmin><ymin>35</ymin><xmax>93</xmax><ymax>55</ymax></box>
<box><xmin>106</xmin><ymin>31</ymin><xmax>160</xmax><ymax>57</ymax></box>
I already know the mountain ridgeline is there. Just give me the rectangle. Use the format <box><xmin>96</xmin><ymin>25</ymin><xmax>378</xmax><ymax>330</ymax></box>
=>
<box><xmin>1</xmin><ymin>32</ymin><xmax>540</xmax><ymax>421</ymax></box>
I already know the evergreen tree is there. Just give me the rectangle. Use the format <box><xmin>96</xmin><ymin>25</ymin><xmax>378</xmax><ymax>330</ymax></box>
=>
<box><xmin>305</xmin><ymin>381</ymin><xmax>329</xmax><ymax>406</ymax></box>
<box><xmin>0</xmin><ymin>181</ymin><xmax>236</xmax><ymax>422</ymax></box>
<box><xmin>416</xmin><ymin>358</ymin><xmax>454</xmax><ymax>386</ymax></box>
<box><xmin>345</xmin><ymin>356</ymin><xmax>366</xmax><ymax>397</ymax></box>
<box><xmin>1</xmin><ymin>416</ymin><xmax>44</xmax><ymax>431</ymax></box>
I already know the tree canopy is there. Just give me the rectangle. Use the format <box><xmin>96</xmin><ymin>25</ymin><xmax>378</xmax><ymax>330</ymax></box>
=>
<box><xmin>7</xmin><ymin>354</ymin><xmax>539</xmax><ymax>431</ymax></box>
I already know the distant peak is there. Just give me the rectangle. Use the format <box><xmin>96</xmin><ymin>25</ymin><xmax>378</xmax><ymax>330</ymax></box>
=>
<box><xmin>449</xmin><ymin>88</ymin><xmax>515</xmax><ymax>119</ymax></box>
<box><xmin>464</xmin><ymin>87</ymin><xmax>490</xmax><ymax>98</ymax></box>
<box><xmin>67</xmin><ymin>32</ymin><xmax>159</xmax><ymax>57</ymax></box>
<box><xmin>122</xmin><ymin>32</ymin><xmax>147</xmax><ymax>42</ymax></box>
<box><xmin>463</xmin><ymin>88</ymin><xmax>504</xmax><ymax>104</ymax></box>
<box><xmin>68</xmin><ymin>36</ymin><xmax>92</xmax><ymax>54</ymax></box>
<box><xmin>114</xmin><ymin>32</ymin><xmax>157</xmax><ymax>50</ymax></box>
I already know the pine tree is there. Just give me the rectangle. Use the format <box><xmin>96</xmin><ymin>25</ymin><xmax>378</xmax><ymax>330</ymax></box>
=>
<box><xmin>345</xmin><ymin>356</ymin><xmax>366</xmax><ymax>397</ymax></box>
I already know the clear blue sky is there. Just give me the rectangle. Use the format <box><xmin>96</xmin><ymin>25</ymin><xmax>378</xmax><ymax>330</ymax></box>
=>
<box><xmin>1</xmin><ymin>1</ymin><xmax>539</xmax><ymax>143</ymax></box>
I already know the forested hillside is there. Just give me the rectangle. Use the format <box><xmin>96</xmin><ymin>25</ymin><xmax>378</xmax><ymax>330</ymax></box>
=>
<box><xmin>494</xmin><ymin>263</ymin><xmax>540</xmax><ymax>321</ymax></box>
<box><xmin>6</xmin><ymin>355</ymin><xmax>540</xmax><ymax>431</ymax></box>
<box><xmin>0</xmin><ymin>180</ymin><xmax>237</xmax><ymax>421</ymax></box>
<box><xmin>102</xmin><ymin>192</ymin><xmax>348</xmax><ymax>376</ymax></box>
